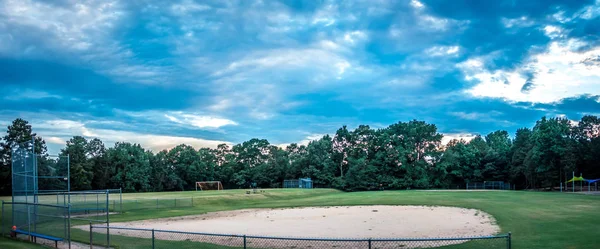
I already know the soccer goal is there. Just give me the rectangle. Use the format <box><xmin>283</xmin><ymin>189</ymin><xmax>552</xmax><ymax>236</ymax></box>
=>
<box><xmin>196</xmin><ymin>181</ymin><xmax>223</xmax><ymax>191</ymax></box>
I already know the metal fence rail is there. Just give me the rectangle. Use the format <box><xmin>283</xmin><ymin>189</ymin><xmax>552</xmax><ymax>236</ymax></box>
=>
<box><xmin>89</xmin><ymin>224</ymin><xmax>511</xmax><ymax>249</ymax></box>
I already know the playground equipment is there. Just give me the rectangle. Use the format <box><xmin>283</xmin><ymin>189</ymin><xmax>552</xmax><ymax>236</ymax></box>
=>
<box><xmin>565</xmin><ymin>172</ymin><xmax>599</xmax><ymax>192</ymax></box>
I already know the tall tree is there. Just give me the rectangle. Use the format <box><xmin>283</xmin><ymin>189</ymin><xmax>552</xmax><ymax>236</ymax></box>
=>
<box><xmin>60</xmin><ymin>136</ymin><xmax>93</xmax><ymax>190</ymax></box>
<box><xmin>528</xmin><ymin>117</ymin><xmax>576</xmax><ymax>188</ymax></box>
<box><xmin>87</xmin><ymin>138</ymin><xmax>110</xmax><ymax>190</ymax></box>
<box><xmin>482</xmin><ymin>130</ymin><xmax>512</xmax><ymax>181</ymax></box>
<box><xmin>0</xmin><ymin>118</ymin><xmax>47</xmax><ymax>195</ymax></box>
<box><xmin>509</xmin><ymin>128</ymin><xmax>533</xmax><ymax>189</ymax></box>
<box><xmin>106</xmin><ymin>142</ymin><xmax>151</xmax><ymax>192</ymax></box>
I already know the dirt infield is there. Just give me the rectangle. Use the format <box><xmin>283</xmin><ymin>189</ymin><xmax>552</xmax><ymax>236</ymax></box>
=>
<box><xmin>81</xmin><ymin>205</ymin><xmax>500</xmax><ymax>248</ymax></box>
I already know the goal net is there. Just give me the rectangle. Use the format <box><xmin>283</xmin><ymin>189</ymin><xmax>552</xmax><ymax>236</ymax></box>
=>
<box><xmin>196</xmin><ymin>181</ymin><xmax>223</xmax><ymax>191</ymax></box>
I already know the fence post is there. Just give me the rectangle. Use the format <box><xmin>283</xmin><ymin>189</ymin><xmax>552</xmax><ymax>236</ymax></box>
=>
<box><xmin>1</xmin><ymin>201</ymin><xmax>4</xmax><ymax>237</ymax></box>
<box><xmin>106</xmin><ymin>190</ymin><xmax>110</xmax><ymax>249</ymax></box>
<box><xmin>152</xmin><ymin>229</ymin><xmax>155</xmax><ymax>249</ymax></box>
<box><xmin>368</xmin><ymin>238</ymin><xmax>372</xmax><ymax>249</ymax></box>
<box><xmin>89</xmin><ymin>222</ymin><xmax>93</xmax><ymax>249</ymax></box>
<box><xmin>68</xmin><ymin>204</ymin><xmax>72</xmax><ymax>249</ymax></box>
<box><xmin>119</xmin><ymin>188</ymin><xmax>123</xmax><ymax>213</ymax></box>
<box><xmin>507</xmin><ymin>232</ymin><xmax>511</xmax><ymax>249</ymax></box>
<box><xmin>243</xmin><ymin>235</ymin><xmax>247</xmax><ymax>249</ymax></box>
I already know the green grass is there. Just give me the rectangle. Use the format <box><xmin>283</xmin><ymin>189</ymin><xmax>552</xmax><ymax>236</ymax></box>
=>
<box><xmin>2</xmin><ymin>189</ymin><xmax>600</xmax><ymax>248</ymax></box>
<box><xmin>0</xmin><ymin>236</ymin><xmax>50</xmax><ymax>249</ymax></box>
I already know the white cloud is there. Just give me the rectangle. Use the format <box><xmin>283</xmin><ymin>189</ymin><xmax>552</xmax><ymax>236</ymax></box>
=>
<box><xmin>0</xmin><ymin>0</ymin><xmax>178</xmax><ymax>85</ymax></box>
<box><xmin>419</xmin><ymin>15</ymin><xmax>450</xmax><ymax>31</ymax></box>
<box><xmin>501</xmin><ymin>16</ymin><xmax>535</xmax><ymax>28</ymax></box>
<box><xmin>335</xmin><ymin>61</ymin><xmax>351</xmax><ymax>78</ymax></box>
<box><xmin>46</xmin><ymin>136</ymin><xmax>65</xmax><ymax>145</ymax></box>
<box><xmin>208</xmin><ymin>48</ymin><xmax>361</xmax><ymax>118</ymax></box>
<box><xmin>441</xmin><ymin>133</ymin><xmax>476</xmax><ymax>145</ymax></box>
<box><xmin>543</xmin><ymin>25</ymin><xmax>564</xmax><ymax>39</ymax></box>
<box><xmin>170</xmin><ymin>0</ymin><xmax>211</xmax><ymax>14</ymax></box>
<box><xmin>461</xmin><ymin>39</ymin><xmax>600</xmax><ymax>104</ymax></box>
<box><xmin>4</xmin><ymin>89</ymin><xmax>62</xmax><ymax>100</ymax></box>
<box><xmin>343</xmin><ymin>31</ymin><xmax>368</xmax><ymax>44</ymax></box>
<box><xmin>410</xmin><ymin>0</ymin><xmax>425</xmax><ymax>9</ymax></box>
<box><xmin>164</xmin><ymin>112</ymin><xmax>237</xmax><ymax>129</ymax></box>
<box><xmin>312</xmin><ymin>17</ymin><xmax>335</xmax><ymax>26</ymax></box>
<box><xmin>425</xmin><ymin>46</ymin><xmax>460</xmax><ymax>57</ymax></box>
<box><xmin>449</xmin><ymin>111</ymin><xmax>516</xmax><ymax>126</ymax></box>
<box><xmin>575</xmin><ymin>0</ymin><xmax>600</xmax><ymax>20</ymax></box>
<box><xmin>0</xmin><ymin>0</ymin><xmax>123</xmax><ymax>52</ymax></box>
<box><xmin>319</xmin><ymin>40</ymin><xmax>341</xmax><ymax>50</ymax></box>
<box><xmin>36</xmin><ymin>119</ymin><xmax>230</xmax><ymax>153</ymax></box>
<box><xmin>278</xmin><ymin>134</ymin><xmax>325</xmax><ymax>148</ymax></box>
<box><xmin>312</xmin><ymin>3</ymin><xmax>337</xmax><ymax>27</ymax></box>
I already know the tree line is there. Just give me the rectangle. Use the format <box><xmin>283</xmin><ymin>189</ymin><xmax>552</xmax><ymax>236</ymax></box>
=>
<box><xmin>0</xmin><ymin>116</ymin><xmax>598</xmax><ymax>194</ymax></box>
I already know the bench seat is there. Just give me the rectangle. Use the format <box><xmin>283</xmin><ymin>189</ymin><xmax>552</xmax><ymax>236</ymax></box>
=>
<box><xmin>14</xmin><ymin>229</ymin><xmax>63</xmax><ymax>248</ymax></box>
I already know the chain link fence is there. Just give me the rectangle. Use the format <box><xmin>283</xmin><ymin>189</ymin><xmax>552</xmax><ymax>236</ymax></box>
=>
<box><xmin>466</xmin><ymin>182</ymin><xmax>513</xmax><ymax>190</ymax></box>
<box><xmin>89</xmin><ymin>225</ymin><xmax>511</xmax><ymax>249</ymax></box>
<box><xmin>1</xmin><ymin>201</ymin><xmax>71</xmax><ymax>247</ymax></box>
<box><xmin>120</xmin><ymin>197</ymin><xmax>196</xmax><ymax>212</ymax></box>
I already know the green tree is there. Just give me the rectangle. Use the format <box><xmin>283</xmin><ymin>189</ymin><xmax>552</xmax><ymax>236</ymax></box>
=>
<box><xmin>231</xmin><ymin>139</ymin><xmax>271</xmax><ymax>187</ymax></box>
<box><xmin>303</xmin><ymin>135</ymin><xmax>336</xmax><ymax>187</ymax></box>
<box><xmin>87</xmin><ymin>138</ymin><xmax>110</xmax><ymax>190</ymax></box>
<box><xmin>60</xmin><ymin>136</ymin><xmax>93</xmax><ymax>190</ymax></box>
<box><xmin>149</xmin><ymin>150</ymin><xmax>183</xmax><ymax>191</ymax></box>
<box><xmin>528</xmin><ymin>117</ymin><xmax>576</xmax><ymax>188</ymax></box>
<box><xmin>509</xmin><ymin>128</ymin><xmax>533</xmax><ymax>189</ymax></box>
<box><xmin>0</xmin><ymin>118</ymin><xmax>47</xmax><ymax>195</ymax></box>
<box><xmin>573</xmin><ymin>116</ymin><xmax>600</xmax><ymax>178</ymax></box>
<box><xmin>106</xmin><ymin>142</ymin><xmax>151</xmax><ymax>192</ymax></box>
<box><xmin>482</xmin><ymin>130</ymin><xmax>512</xmax><ymax>181</ymax></box>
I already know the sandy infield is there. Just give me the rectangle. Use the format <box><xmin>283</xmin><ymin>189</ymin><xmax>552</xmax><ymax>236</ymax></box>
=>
<box><xmin>82</xmin><ymin>205</ymin><xmax>500</xmax><ymax>248</ymax></box>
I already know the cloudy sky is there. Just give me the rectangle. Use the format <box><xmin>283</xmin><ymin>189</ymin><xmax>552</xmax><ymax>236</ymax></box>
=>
<box><xmin>1</xmin><ymin>0</ymin><xmax>599</xmax><ymax>154</ymax></box>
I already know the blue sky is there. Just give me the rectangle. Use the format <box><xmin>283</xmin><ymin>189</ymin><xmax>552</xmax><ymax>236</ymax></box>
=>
<box><xmin>1</xmin><ymin>0</ymin><xmax>599</xmax><ymax>154</ymax></box>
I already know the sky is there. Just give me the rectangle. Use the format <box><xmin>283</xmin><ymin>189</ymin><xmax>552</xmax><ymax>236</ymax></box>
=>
<box><xmin>1</xmin><ymin>0</ymin><xmax>599</xmax><ymax>155</ymax></box>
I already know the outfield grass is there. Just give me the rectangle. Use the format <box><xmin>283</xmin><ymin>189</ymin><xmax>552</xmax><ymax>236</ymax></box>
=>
<box><xmin>2</xmin><ymin>189</ymin><xmax>600</xmax><ymax>248</ymax></box>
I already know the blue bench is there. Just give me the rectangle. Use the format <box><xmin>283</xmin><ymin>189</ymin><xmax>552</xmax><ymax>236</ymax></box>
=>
<box><xmin>14</xmin><ymin>229</ymin><xmax>63</xmax><ymax>248</ymax></box>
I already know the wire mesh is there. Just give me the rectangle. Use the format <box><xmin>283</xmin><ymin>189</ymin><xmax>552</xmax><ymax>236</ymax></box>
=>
<box><xmin>11</xmin><ymin>145</ymin><xmax>36</xmax><ymax>204</ymax></box>
<box><xmin>90</xmin><ymin>225</ymin><xmax>511</xmax><ymax>249</ymax></box>
<box><xmin>120</xmin><ymin>197</ymin><xmax>195</xmax><ymax>211</ymax></box>
<box><xmin>1</xmin><ymin>202</ymin><xmax>70</xmax><ymax>243</ymax></box>
<box><xmin>37</xmin><ymin>154</ymin><xmax>70</xmax><ymax>193</ymax></box>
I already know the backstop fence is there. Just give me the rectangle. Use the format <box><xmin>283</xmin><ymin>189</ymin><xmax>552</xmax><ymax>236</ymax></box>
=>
<box><xmin>89</xmin><ymin>225</ymin><xmax>511</xmax><ymax>249</ymax></box>
<box><xmin>1</xmin><ymin>202</ymin><xmax>71</xmax><ymax>245</ymax></box>
<box><xmin>466</xmin><ymin>181</ymin><xmax>513</xmax><ymax>190</ymax></box>
<box><xmin>283</xmin><ymin>178</ymin><xmax>313</xmax><ymax>189</ymax></box>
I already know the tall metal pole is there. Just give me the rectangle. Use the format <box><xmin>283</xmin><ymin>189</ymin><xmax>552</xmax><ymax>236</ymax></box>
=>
<box><xmin>67</xmin><ymin>154</ymin><xmax>71</xmax><ymax>192</ymax></box>
<box><xmin>106</xmin><ymin>190</ymin><xmax>110</xmax><ymax>248</ymax></box>
<box><xmin>67</xmin><ymin>204</ymin><xmax>71</xmax><ymax>249</ymax></box>
<box><xmin>1</xmin><ymin>201</ymin><xmax>5</xmax><ymax>237</ymax></box>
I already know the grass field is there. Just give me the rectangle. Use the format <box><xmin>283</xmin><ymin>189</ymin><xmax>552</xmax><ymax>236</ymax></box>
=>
<box><xmin>1</xmin><ymin>189</ymin><xmax>599</xmax><ymax>249</ymax></box>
